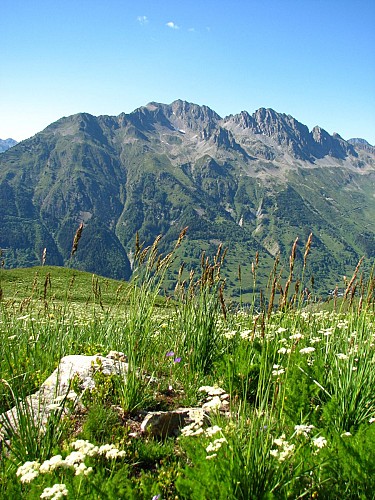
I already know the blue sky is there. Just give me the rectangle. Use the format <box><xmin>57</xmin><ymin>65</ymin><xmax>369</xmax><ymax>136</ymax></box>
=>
<box><xmin>1</xmin><ymin>0</ymin><xmax>374</xmax><ymax>144</ymax></box>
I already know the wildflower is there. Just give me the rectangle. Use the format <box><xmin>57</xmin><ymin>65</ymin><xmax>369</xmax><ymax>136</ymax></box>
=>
<box><xmin>71</xmin><ymin>440</ymin><xmax>99</xmax><ymax>457</ymax></box>
<box><xmin>369</xmin><ymin>417</ymin><xmax>375</xmax><ymax>424</ymax></box>
<box><xmin>174</xmin><ymin>357</ymin><xmax>181</xmax><ymax>363</ymax></box>
<box><xmin>310</xmin><ymin>337</ymin><xmax>321</xmax><ymax>344</ymax></box>
<box><xmin>336</xmin><ymin>353</ymin><xmax>348</xmax><ymax>360</ymax></box>
<box><xmin>16</xmin><ymin>461</ymin><xmax>40</xmax><ymax>483</ymax></box>
<box><xmin>40</xmin><ymin>455</ymin><xmax>64</xmax><ymax>473</ymax></box>
<box><xmin>98</xmin><ymin>444</ymin><xmax>116</xmax><ymax>455</ymax></box>
<box><xmin>166</xmin><ymin>351</ymin><xmax>175</xmax><ymax>357</ymax></box>
<box><xmin>341</xmin><ymin>432</ymin><xmax>352</xmax><ymax>437</ymax></box>
<box><xmin>205</xmin><ymin>425</ymin><xmax>222</xmax><ymax>437</ymax></box>
<box><xmin>19</xmin><ymin>470</ymin><xmax>40</xmax><ymax>483</ymax></box>
<box><xmin>290</xmin><ymin>332</ymin><xmax>304</xmax><ymax>340</ymax></box>
<box><xmin>206</xmin><ymin>437</ymin><xmax>226</xmax><ymax>453</ymax></box>
<box><xmin>294</xmin><ymin>424</ymin><xmax>314</xmax><ymax>437</ymax></box>
<box><xmin>312</xmin><ymin>436</ymin><xmax>327</xmax><ymax>449</ymax></box>
<box><xmin>320</xmin><ymin>328</ymin><xmax>333</xmax><ymax>336</ymax></box>
<box><xmin>277</xmin><ymin>327</ymin><xmax>287</xmax><ymax>334</ymax></box>
<box><xmin>240</xmin><ymin>329</ymin><xmax>252</xmax><ymax>339</ymax></box>
<box><xmin>223</xmin><ymin>330</ymin><xmax>237</xmax><ymax>339</ymax></box>
<box><xmin>270</xmin><ymin>435</ymin><xmax>295</xmax><ymax>462</ymax></box>
<box><xmin>181</xmin><ymin>422</ymin><xmax>204</xmax><ymax>436</ymax></box>
<box><xmin>277</xmin><ymin>347</ymin><xmax>291</xmax><ymax>354</ymax></box>
<box><xmin>198</xmin><ymin>386</ymin><xmax>226</xmax><ymax>396</ymax></box>
<box><xmin>202</xmin><ymin>396</ymin><xmax>222</xmax><ymax>410</ymax></box>
<box><xmin>272</xmin><ymin>365</ymin><xmax>285</xmax><ymax>376</ymax></box>
<box><xmin>206</xmin><ymin>453</ymin><xmax>217</xmax><ymax>460</ymax></box>
<box><xmin>74</xmin><ymin>463</ymin><xmax>93</xmax><ymax>476</ymax></box>
<box><xmin>105</xmin><ymin>448</ymin><xmax>126</xmax><ymax>460</ymax></box>
<box><xmin>299</xmin><ymin>347</ymin><xmax>315</xmax><ymax>355</ymax></box>
<box><xmin>63</xmin><ymin>451</ymin><xmax>86</xmax><ymax>467</ymax></box>
<box><xmin>40</xmin><ymin>483</ymin><xmax>68</xmax><ymax>499</ymax></box>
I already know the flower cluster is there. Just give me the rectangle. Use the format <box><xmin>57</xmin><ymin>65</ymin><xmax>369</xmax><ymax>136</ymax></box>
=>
<box><xmin>270</xmin><ymin>434</ymin><xmax>295</xmax><ymax>462</ymax></box>
<box><xmin>198</xmin><ymin>385</ymin><xmax>229</xmax><ymax>411</ymax></box>
<box><xmin>40</xmin><ymin>483</ymin><xmax>68</xmax><ymax>499</ymax></box>
<box><xmin>16</xmin><ymin>460</ymin><xmax>40</xmax><ymax>483</ymax></box>
<box><xmin>16</xmin><ymin>439</ymin><xmax>127</xmax><ymax>487</ymax></box>
<box><xmin>166</xmin><ymin>351</ymin><xmax>182</xmax><ymax>363</ymax></box>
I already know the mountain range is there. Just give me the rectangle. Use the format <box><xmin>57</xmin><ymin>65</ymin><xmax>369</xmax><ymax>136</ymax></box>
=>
<box><xmin>1</xmin><ymin>100</ymin><xmax>375</xmax><ymax>298</ymax></box>
<box><xmin>0</xmin><ymin>138</ymin><xmax>17</xmax><ymax>153</ymax></box>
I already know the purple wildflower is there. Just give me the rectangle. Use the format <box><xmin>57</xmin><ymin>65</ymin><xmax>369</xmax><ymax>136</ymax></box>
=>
<box><xmin>166</xmin><ymin>351</ymin><xmax>175</xmax><ymax>357</ymax></box>
<box><xmin>174</xmin><ymin>357</ymin><xmax>182</xmax><ymax>363</ymax></box>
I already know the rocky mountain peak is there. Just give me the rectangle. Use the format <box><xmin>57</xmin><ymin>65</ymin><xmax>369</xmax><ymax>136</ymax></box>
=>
<box><xmin>0</xmin><ymin>138</ymin><xmax>18</xmax><ymax>153</ymax></box>
<box><xmin>311</xmin><ymin>126</ymin><xmax>356</xmax><ymax>159</ymax></box>
<box><xmin>348</xmin><ymin>138</ymin><xmax>375</xmax><ymax>154</ymax></box>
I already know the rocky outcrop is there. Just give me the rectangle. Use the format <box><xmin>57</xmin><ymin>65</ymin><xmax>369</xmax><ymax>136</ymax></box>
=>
<box><xmin>0</xmin><ymin>354</ymin><xmax>231</xmax><ymax>442</ymax></box>
<box><xmin>0</xmin><ymin>354</ymin><xmax>129</xmax><ymax>438</ymax></box>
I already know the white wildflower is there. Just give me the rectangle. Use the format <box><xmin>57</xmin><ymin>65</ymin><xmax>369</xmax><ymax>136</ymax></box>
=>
<box><xmin>223</xmin><ymin>330</ymin><xmax>237</xmax><ymax>339</ymax></box>
<box><xmin>40</xmin><ymin>483</ymin><xmax>68</xmax><ymax>499</ymax></box>
<box><xmin>273</xmin><ymin>434</ymin><xmax>286</xmax><ymax>447</ymax></box>
<box><xmin>240</xmin><ymin>329</ymin><xmax>252</xmax><ymax>339</ymax></box>
<box><xmin>290</xmin><ymin>332</ymin><xmax>304</xmax><ymax>340</ymax></box>
<box><xmin>40</xmin><ymin>455</ymin><xmax>64</xmax><ymax>473</ymax></box>
<box><xmin>16</xmin><ymin>460</ymin><xmax>40</xmax><ymax>477</ymax></box>
<box><xmin>206</xmin><ymin>437</ymin><xmax>226</xmax><ymax>453</ymax></box>
<box><xmin>98</xmin><ymin>444</ymin><xmax>116</xmax><ymax>455</ymax></box>
<box><xmin>105</xmin><ymin>448</ymin><xmax>126</xmax><ymax>460</ymax></box>
<box><xmin>336</xmin><ymin>353</ymin><xmax>348</xmax><ymax>360</ymax></box>
<box><xmin>310</xmin><ymin>337</ymin><xmax>321</xmax><ymax>344</ymax></box>
<box><xmin>181</xmin><ymin>421</ymin><xmax>204</xmax><ymax>437</ymax></box>
<box><xmin>202</xmin><ymin>396</ymin><xmax>222</xmax><ymax>410</ymax></box>
<box><xmin>198</xmin><ymin>386</ymin><xmax>226</xmax><ymax>396</ymax></box>
<box><xmin>74</xmin><ymin>463</ymin><xmax>93</xmax><ymax>476</ymax></box>
<box><xmin>277</xmin><ymin>327</ymin><xmax>288</xmax><ymax>334</ymax></box>
<box><xmin>277</xmin><ymin>347</ymin><xmax>291</xmax><ymax>354</ymax></box>
<box><xmin>272</xmin><ymin>364</ymin><xmax>285</xmax><ymax>376</ymax></box>
<box><xmin>369</xmin><ymin>417</ymin><xmax>375</xmax><ymax>424</ymax></box>
<box><xmin>299</xmin><ymin>347</ymin><xmax>315</xmax><ymax>355</ymax></box>
<box><xmin>20</xmin><ymin>470</ymin><xmax>40</xmax><ymax>483</ymax></box>
<box><xmin>270</xmin><ymin>435</ymin><xmax>295</xmax><ymax>462</ymax></box>
<box><xmin>312</xmin><ymin>436</ymin><xmax>327</xmax><ymax>449</ymax></box>
<box><xmin>341</xmin><ymin>432</ymin><xmax>352</xmax><ymax>437</ymax></box>
<box><xmin>71</xmin><ymin>440</ymin><xmax>99</xmax><ymax>457</ymax></box>
<box><xmin>206</xmin><ymin>453</ymin><xmax>217</xmax><ymax>460</ymax></box>
<box><xmin>294</xmin><ymin>424</ymin><xmax>314</xmax><ymax>437</ymax></box>
<box><xmin>205</xmin><ymin>425</ymin><xmax>222</xmax><ymax>437</ymax></box>
<box><xmin>63</xmin><ymin>451</ymin><xmax>86</xmax><ymax>466</ymax></box>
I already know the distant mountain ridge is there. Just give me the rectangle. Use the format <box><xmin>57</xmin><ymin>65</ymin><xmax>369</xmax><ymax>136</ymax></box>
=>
<box><xmin>1</xmin><ymin>100</ymin><xmax>375</xmax><ymax>297</ymax></box>
<box><xmin>0</xmin><ymin>138</ymin><xmax>17</xmax><ymax>153</ymax></box>
<box><xmin>348</xmin><ymin>138</ymin><xmax>375</xmax><ymax>154</ymax></box>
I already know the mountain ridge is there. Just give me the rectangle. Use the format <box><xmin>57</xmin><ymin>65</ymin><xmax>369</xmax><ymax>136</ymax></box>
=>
<box><xmin>1</xmin><ymin>100</ymin><xmax>375</xmax><ymax>298</ymax></box>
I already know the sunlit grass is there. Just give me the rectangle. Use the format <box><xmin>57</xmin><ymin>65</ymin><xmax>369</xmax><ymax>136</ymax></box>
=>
<box><xmin>1</xmin><ymin>235</ymin><xmax>375</xmax><ymax>498</ymax></box>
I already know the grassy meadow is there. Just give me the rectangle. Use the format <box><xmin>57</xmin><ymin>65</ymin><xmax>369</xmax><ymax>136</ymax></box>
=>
<box><xmin>1</xmin><ymin>233</ymin><xmax>375</xmax><ymax>499</ymax></box>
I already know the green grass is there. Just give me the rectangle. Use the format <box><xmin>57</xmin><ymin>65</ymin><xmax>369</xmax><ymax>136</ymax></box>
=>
<box><xmin>1</xmin><ymin>238</ymin><xmax>375</xmax><ymax>499</ymax></box>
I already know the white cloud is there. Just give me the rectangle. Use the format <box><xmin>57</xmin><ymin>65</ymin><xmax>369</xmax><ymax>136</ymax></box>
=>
<box><xmin>137</xmin><ymin>16</ymin><xmax>149</xmax><ymax>25</ymax></box>
<box><xmin>166</xmin><ymin>21</ymin><xmax>179</xmax><ymax>30</ymax></box>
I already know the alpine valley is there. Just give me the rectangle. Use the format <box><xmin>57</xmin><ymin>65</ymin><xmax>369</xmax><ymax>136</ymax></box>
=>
<box><xmin>1</xmin><ymin>100</ymin><xmax>375</xmax><ymax>299</ymax></box>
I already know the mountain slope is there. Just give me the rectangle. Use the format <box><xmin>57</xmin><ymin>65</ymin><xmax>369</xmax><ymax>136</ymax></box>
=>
<box><xmin>1</xmin><ymin>100</ymin><xmax>374</xmax><ymax>297</ymax></box>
